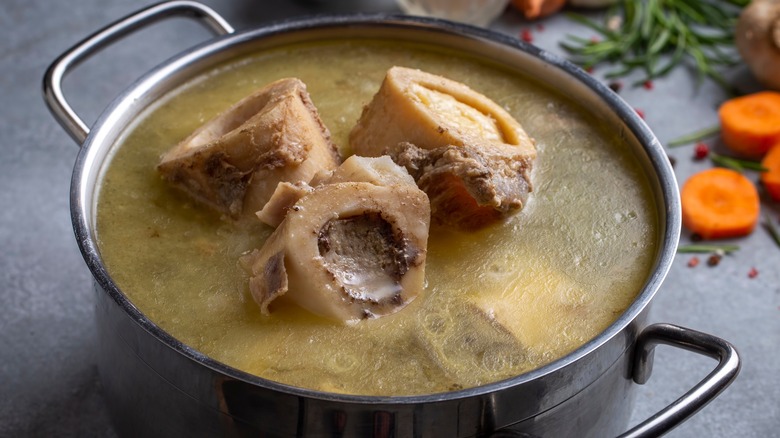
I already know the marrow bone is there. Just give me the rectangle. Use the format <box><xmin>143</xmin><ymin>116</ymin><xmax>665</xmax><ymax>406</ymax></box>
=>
<box><xmin>348</xmin><ymin>66</ymin><xmax>536</xmax><ymax>229</ymax></box>
<box><xmin>157</xmin><ymin>78</ymin><xmax>339</xmax><ymax>218</ymax></box>
<box><xmin>242</xmin><ymin>157</ymin><xmax>431</xmax><ymax>322</ymax></box>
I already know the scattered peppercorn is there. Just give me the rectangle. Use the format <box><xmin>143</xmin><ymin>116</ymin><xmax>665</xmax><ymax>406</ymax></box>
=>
<box><xmin>520</xmin><ymin>29</ymin><xmax>533</xmax><ymax>43</ymax></box>
<box><xmin>707</xmin><ymin>253</ymin><xmax>722</xmax><ymax>266</ymax></box>
<box><xmin>687</xmin><ymin>257</ymin><xmax>700</xmax><ymax>268</ymax></box>
<box><xmin>748</xmin><ymin>267</ymin><xmax>759</xmax><ymax>278</ymax></box>
<box><xmin>635</xmin><ymin>108</ymin><xmax>645</xmax><ymax>119</ymax></box>
<box><xmin>643</xmin><ymin>80</ymin><xmax>654</xmax><ymax>90</ymax></box>
<box><xmin>608</xmin><ymin>81</ymin><xmax>623</xmax><ymax>93</ymax></box>
<box><xmin>590</xmin><ymin>36</ymin><xmax>600</xmax><ymax>44</ymax></box>
<box><xmin>585</xmin><ymin>66</ymin><xmax>594</xmax><ymax>74</ymax></box>
<box><xmin>694</xmin><ymin>142</ymin><xmax>710</xmax><ymax>160</ymax></box>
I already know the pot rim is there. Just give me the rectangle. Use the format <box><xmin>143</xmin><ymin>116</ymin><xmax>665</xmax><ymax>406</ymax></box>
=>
<box><xmin>71</xmin><ymin>13</ymin><xmax>681</xmax><ymax>405</ymax></box>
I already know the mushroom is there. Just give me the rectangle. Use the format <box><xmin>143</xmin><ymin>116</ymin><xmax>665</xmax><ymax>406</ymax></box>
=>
<box><xmin>736</xmin><ymin>0</ymin><xmax>780</xmax><ymax>91</ymax></box>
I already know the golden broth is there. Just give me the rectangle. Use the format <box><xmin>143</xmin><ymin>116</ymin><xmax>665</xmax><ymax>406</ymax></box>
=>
<box><xmin>96</xmin><ymin>40</ymin><xmax>658</xmax><ymax>395</ymax></box>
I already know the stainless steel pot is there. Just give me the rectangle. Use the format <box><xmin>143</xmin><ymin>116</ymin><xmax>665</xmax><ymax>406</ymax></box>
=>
<box><xmin>44</xmin><ymin>2</ymin><xmax>740</xmax><ymax>437</ymax></box>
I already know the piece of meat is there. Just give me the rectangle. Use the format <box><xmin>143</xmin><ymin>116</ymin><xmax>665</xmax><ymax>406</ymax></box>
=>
<box><xmin>157</xmin><ymin>78</ymin><xmax>339</xmax><ymax>218</ymax></box>
<box><xmin>389</xmin><ymin>142</ymin><xmax>533</xmax><ymax>230</ymax></box>
<box><xmin>414</xmin><ymin>300</ymin><xmax>525</xmax><ymax>386</ymax></box>
<box><xmin>464</xmin><ymin>265</ymin><xmax>592</xmax><ymax>357</ymax></box>
<box><xmin>241</xmin><ymin>158</ymin><xmax>431</xmax><ymax>322</ymax></box>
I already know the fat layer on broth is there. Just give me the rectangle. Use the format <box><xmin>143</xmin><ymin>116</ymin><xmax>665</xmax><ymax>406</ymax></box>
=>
<box><xmin>96</xmin><ymin>40</ymin><xmax>658</xmax><ymax>396</ymax></box>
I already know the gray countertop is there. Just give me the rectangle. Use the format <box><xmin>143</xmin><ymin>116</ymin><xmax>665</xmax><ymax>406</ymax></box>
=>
<box><xmin>2</xmin><ymin>0</ymin><xmax>778</xmax><ymax>436</ymax></box>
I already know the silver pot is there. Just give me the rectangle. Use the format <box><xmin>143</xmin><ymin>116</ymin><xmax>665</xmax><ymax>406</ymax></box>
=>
<box><xmin>44</xmin><ymin>2</ymin><xmax>740</xmax><ymax>437</ymax></box>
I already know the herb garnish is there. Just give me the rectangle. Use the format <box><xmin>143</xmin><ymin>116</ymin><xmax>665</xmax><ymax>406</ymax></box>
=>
<box><xmin>677</xmin><ymin>244</ymin><xmax>739</xmax><ymax>254</ymax></box>
<box><xmin>668</xmin><ymin>125</ymin><xmax>721</xmax><ymax>147</ymax></box>
<box><xmin>561</xmin><ymin>0</ymin><xmax>748</xmax><ymax>91</ymax></box>
<box><xmin>709</xmin><ymin>153</ymin><xmax>768</xmax><ymax>173</ymax></box>
<box><xmin>764</xmin><ymin>214</ymin><xmax>780</xmax><ymax>249</ymax></box>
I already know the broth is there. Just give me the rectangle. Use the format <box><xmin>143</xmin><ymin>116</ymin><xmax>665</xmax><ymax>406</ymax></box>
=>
<box><xmin>96</xmin><ymin>40</ymin><xmax>658</xmax><ymax>396</ymax></box>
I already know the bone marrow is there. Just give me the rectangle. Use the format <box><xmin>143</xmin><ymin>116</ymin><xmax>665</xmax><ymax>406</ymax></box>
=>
<box><xmin>318</xmin><ymin>212</ymin><xmax>412</xmax><ymax>305</ymax></box>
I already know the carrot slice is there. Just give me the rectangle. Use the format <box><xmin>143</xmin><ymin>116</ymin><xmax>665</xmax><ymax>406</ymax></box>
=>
<box><xmin>761</xmin><ymin>143</ymin><xmax>780</xmax><ymax>202</ymax></box>
<box><xmin>511</xmin><ymin>0</ymin><xmax>566</xmax><ymax>19</ymax></box>
<box><xmin>718</xmin><ymin>91</ymin><xmax>780</xmax><ymax>158</ymax></box>
<box><xmin>681</xmin><ymin>168</ymin><xmax>760</xmax><ymax>239</ymax></box>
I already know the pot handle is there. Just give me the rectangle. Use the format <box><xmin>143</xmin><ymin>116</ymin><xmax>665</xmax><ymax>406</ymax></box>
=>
<box><xmin>43</xmin><ymin>0</ymin><xmax>234</xmax><ymax>146</ymax></box>
<box><xmin>618</xmin><ymin>323</ymin><xmax>740</xmax><ymax>438</ymax></box>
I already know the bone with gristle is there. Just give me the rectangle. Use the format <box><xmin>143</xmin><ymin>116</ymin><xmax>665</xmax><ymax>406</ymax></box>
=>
<box><xmin>157</xmin><ymin>78</ymin><xmax>339</xmax><ymax>218</ymax></box>
<box><xmin>349</xmin><ymin>66</ymin><xmax>536</xmax><ymax>229</ymax></box>
<box><xmin>257</xmin><ymin>155</ymin><xmax>418</xmax><ymax>227</ymax></box>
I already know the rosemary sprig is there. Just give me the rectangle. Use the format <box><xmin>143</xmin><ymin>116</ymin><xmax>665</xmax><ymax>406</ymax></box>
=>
<box><xmin>710</xmin><ymin>153</ymin><xmax>768</xmax><ymax>172</ymax></box>
<box><xmin>668</xmin><ymin>125</ymin><xmax>721</xmax><ymax>147</ymax></box>
<box><xmin>677</xmin><ymin>244</ymin><xmax>739</xmax><ymax>254</ymax></box>
<box><xmin>764</xmin><ymin>213</ymin><xmax>780</xmax><ymax>249</ymax></box>
<box><xmin>561</xmin><ymin>0</ymin><xmax>745</xmax><ymax>91</ymax></box>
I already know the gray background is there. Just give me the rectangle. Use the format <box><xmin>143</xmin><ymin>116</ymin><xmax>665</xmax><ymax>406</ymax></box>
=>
<box><xmin>2</xmin><ymin>0</ymin><xmax>778</xmax><ymax>436</ymax></box>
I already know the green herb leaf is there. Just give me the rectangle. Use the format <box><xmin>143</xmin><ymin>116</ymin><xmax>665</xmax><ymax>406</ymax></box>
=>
<box><xmin>668</xmin><ymin>125</ymin><xmax>721</xmax><ymax>147</ymax></box>
<box><xmin>677</xmin><ymin>244</ymin><xmax>739</xmax><ymax>254</ymax></box>
<box><xmin>710</xmin><ymin>153</ymin><xmax>768</xmax><ymax>172</ymax></box>
<box><xmin>560</xmin><ymin>0</ymin><xmax>745</xmax><ymax>91</ymax></box>
<box><xmin>764</xmin><ymin>214</ymin><xmax>780</xmax><ymax>249</ymax></box>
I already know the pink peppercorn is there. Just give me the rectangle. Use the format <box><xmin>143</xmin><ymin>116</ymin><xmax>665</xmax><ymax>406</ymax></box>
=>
<box><xmin>748</xmin><ymin>267</ymin><xmax>759</xmax><ymax>278</ymax></box>
<box><xmin>521</xmin><ymin>29</ymin><xmax>533</xmax><ymax>43</ymax></box>
<box><xmin>687</xmin><ymin>257</ymin><xmax>700</xmax><ymax>268</ymax></box>
<box><xmin>694</xmin><ymin>143</ymin><xmax>710</xmax><ymax>160</ymax></box>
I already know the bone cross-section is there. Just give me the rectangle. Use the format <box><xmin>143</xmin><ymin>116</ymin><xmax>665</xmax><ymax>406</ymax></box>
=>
<box><xmin>349</xmin><ymin>67</ymin><xmax>536</xmax><ymax>229</ymax></box>
<box><xmin>242</xmin><ymin>156</ymin><xmax>431</xmax><ymax>323</ymax></box>
<box><xmin>157</xmin><ymin>78</ymin><xmax>339</xmax><ymax>218</ymax></box>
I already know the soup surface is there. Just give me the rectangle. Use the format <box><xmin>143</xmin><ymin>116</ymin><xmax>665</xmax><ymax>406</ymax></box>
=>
<box><xmin>97</xmin><ymin>39</ymin><xmax>658</xmax><ymax>396</ymax></box>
